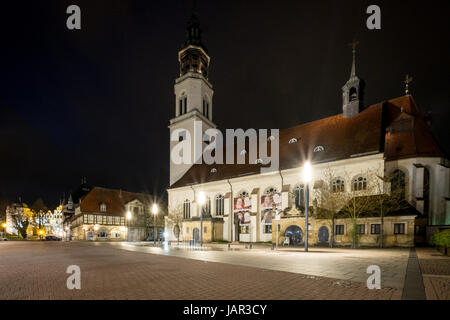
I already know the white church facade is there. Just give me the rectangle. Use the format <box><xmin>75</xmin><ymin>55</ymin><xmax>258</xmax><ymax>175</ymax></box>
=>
<box><xmin>165</xmin><ymin>15</ymin><xmax>450</xmax><ymax>247</ymax></box>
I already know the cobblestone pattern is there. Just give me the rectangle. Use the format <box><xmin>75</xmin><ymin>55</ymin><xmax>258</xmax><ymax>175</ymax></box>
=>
<box><xmin>419</xmin><ymin>259</ymin><xmax>450</xmax><ymax>276</ymax></box>
<box><xmin>0</xmin><ymin>242</ymin><xmax>400</xmax><ymax>300</ymax></box>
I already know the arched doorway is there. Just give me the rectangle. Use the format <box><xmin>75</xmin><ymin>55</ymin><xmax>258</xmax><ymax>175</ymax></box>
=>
<box><xmin>318</xmin><ymin>226</ymin><xmax>329</xmax><ymax>244</ymax></box>
<box><xmin>193</xmin><ymin>228</ymin><xmax>199</xmax><ymax>244</ymax></box>
<box><xmin>284</xmin><ymin>225</ymin><xmax>303</xmax><ymax>246</ymax></box>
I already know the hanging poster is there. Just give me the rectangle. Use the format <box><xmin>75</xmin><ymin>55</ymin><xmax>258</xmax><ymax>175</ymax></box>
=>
<box><xmin>234</xmin><ymin>196</ymin><xmax>251</xmax><ymax>225</ymax></box>
<box><xmin>261</xmin><ymin>193</ymin><xmax>281</xmax><ymax>225</ymax></box>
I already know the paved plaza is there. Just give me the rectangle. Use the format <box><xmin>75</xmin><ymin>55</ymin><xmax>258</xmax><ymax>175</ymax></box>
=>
<box><xmin>0</xmin><ymin>241</ymin><xmax>448</xmax><ymax>300</ymax></box>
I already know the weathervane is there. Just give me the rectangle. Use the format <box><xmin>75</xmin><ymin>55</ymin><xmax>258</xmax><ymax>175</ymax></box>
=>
<box><xmin>404</xmin><ymin>74</ymin><xmax>413</xmax><ymax>95</ymax></box>
<box><xmin>349</xmin><ymin>39</ymin><xmax>360</xmax><ymax>51</ymax></box>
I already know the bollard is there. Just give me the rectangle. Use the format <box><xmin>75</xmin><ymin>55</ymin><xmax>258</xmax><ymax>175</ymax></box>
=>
<box><xmin>227</xmin><ymin>243</ymin><xmax>231</xmax><ymax>250</ymax></box>
<box><xmin>250</xmin><ymin>243</ymin><xmax>252</xmax><ymax>249</ymax></box>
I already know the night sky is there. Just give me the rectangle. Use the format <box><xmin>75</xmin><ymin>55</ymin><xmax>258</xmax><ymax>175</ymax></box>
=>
<box><xmin>1</xmin><ymin>0</ymin><xmax>449</xmax><ymax>208</ymax></box>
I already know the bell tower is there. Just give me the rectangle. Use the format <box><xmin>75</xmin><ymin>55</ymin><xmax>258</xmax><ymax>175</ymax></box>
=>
<box><xmin>342</xmin><ymin>41</ymin><xmax>364</xmax><ymax>118</ymax></box>
<box><xmin>169</xmin><ymin>14</ymin><xmax>216</xmax><ymax>186</ymax></box>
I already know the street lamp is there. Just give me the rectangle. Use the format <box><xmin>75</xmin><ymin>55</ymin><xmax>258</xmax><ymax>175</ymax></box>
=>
<box><xmin>126</xmin><ymin>211</ymin><xmax>132</xmax><ymax>242</ymax></box>
<box><xmin>1</xmin><ymin>222</ymin><xmax>6</xmax><ymax>238</ymax></box>
<box><xmin>303</xmin><ymin>161</ymin><xmax>312</xmax><ymax>252</ymax></box>
<box><xmin>197</xmin><ymin>191</ymin><xmax>206</xmax><ymax>247</ymax></box>
<box><xmin>152</xmin><ymin>204</ymin><xmax>158</xmax><ymax>246</ymax></box>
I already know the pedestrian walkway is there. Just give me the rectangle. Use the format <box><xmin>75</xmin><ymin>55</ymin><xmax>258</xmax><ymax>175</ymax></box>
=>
<box><xmin>416</xmin><ymin>247</ymin><xmax>450</xmax><ymax>300</ymax></box>
<box><xmin>113</xmin><ymin>242</ymin><xmax>410</xmax><ymax>289</ymax></box>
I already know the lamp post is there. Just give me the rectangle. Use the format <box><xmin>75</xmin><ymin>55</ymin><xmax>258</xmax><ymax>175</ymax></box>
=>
<box><xmin>152</xmin><ymin>204</ymin><xmax>158</xmax><ymax>246</ymax></box>
<box><xmin>303</xmin><ymin>161</ymin><xmax>312</xmax><ymax>252</ymax></box>
<box><xmin>126</xmin><ymin>211</ymin><xmax>132</xmax><ymax>242</ymax></box>
<box><xmin>198</xmin><ymin>191</ymin><xmax>206</xmax><ymax>247</ymax></box>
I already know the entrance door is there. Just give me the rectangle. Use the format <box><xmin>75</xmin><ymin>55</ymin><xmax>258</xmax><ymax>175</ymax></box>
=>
<box><xmin>318</xmin><ymin>226</ymin><xmax>329</xmax><ymax>244</ymax></box>
<box><xmin>284</xmin><ymin>225</ymin><xmax>303</xmax><ymax>246</ymax></box>
<box><xmin>193</xmin><ymin>228</ymin><xmax>199</xmax><ymax>244</ymax></box>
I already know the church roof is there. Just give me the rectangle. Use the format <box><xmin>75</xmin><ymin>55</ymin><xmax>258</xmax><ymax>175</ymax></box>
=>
<box><xmin>79</xmin><ymin>187</ymin><xmax>155</xmax><ymax>216</ymax></box>
<box><xmin>170</xmin><ymin>95</ymin><xmax>444</xmax><ymax>189</ymax></box>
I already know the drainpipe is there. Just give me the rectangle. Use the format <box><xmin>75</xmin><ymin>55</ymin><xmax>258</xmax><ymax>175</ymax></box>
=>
<box><xmin>278</xmin><ymin>169</ymin><xmax>284</xmax><ymax>247</ymax></box>
<box><xmin>190</xmin><ymin>185</ymin><xmax>196</xmax><ymax>245</ymax></box>
<box><xmin>227</xmin><ymin>179</ymin><xmax>233</xmax><ymax>242</ymax></box>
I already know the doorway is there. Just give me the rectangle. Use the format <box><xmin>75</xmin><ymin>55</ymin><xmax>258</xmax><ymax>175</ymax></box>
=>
<box><xmin>318</xmin><ymin>226</ymin><xmax>329</xmax><ymax>244</ymax></box>
<box><xmin>284</xmin><ymin>225</ymin><xmax>303</xmax><ymax>246</ymax></box>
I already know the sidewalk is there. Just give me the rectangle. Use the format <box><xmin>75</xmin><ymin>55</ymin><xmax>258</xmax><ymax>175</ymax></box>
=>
<box><xmin>416</xmin><ymin>247</ymin><xmax>450</xmax><ymax>300</ymax></box>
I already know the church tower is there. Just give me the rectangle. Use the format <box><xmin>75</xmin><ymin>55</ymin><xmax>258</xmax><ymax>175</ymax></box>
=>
<box><xmin>169</xmin><ymin>14</ymin><xmax>216</xmax><ymax>186</ymax></box>
<box><xmin>342</xmin><ymin>41</ymin><xmax>364</xmax><ymax>118</ymax></box>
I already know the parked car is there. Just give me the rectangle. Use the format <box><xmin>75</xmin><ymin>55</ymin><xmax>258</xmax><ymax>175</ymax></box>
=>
<box><xmin>45</xmin><ymin>235</ymin><xmax>61</xmax><ymax>241</ymax></box>
<box><xmin>0</xmin><ymin>237</ymin><xmax>8</xmax><ymax>241</ymax></box>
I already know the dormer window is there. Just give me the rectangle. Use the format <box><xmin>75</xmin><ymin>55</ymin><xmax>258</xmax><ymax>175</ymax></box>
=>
<box><xmin>289</xmin><ymin>138</ymin><xmax>298</xmax><ymax>144</ymax></box>
<box><xmin>100</xmin><ymin>203</ymin><xmax>106</xmax><ymax>212</ymax></box>
<box><xmin>210</xmin><ymin>168</ymin><xmax>217</xmax><ymax>173</ymax></box>
<box><xmin>314</xmin><ymin>146</ymin><xmax>325</xmax><ymax>153</ymax></box>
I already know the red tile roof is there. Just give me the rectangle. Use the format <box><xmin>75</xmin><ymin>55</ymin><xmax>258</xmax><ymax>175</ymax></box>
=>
<box><xmin>79</xmin><ymin>187</ymin><xmax>159</xmax><ymax>216</ymax></box>
<box><xmin>170</xmin><ymin>95</ymin><xmax>444</xmax><ymax>189</ymax></box>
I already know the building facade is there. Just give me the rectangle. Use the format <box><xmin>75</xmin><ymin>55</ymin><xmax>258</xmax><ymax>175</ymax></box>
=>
<box><xmin>67</xmin><ymin>186</ymin><xmax>165</xmax><ymax>241</ymax></box>
<box><xmin>165</xmin><ymin>16</ymin><xmax>450</xmax><ymax>247</ymax></box>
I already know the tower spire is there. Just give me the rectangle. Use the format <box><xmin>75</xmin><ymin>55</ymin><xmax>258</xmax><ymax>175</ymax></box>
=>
<box><xmin>349</xmin><ymin>40</ymin><xmax>359</xmax><ymax>78</ymax></box>
<box><xmin>342</xmin><ymin>40</ymin><xmax>363</xmax><ymax>118</ymax></box>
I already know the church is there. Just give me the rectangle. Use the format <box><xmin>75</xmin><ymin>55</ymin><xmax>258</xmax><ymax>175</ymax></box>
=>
<box><xmin>165</xmin><ymin>15</ymin><xmax>450</xmax><ymax>247</ymax></box>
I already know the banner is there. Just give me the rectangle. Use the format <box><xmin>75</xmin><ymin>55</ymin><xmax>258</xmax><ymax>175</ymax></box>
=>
<box><xmin>261</xmin><ymin>193</ymin><xmax>281</xmax><ymax>224</ymax></box>
<box><xmin>233</xmin><ymin>196</ymin><xmax>251</xmax><ymax>212</ymax></box>
<box><xmin>234</xmin><ymin>196</ymin><xmax>251</xmax><ymax>225</ymax></box>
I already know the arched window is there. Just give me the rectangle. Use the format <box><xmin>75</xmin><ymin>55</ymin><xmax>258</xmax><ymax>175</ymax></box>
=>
<box><xmin>179</xmin><ymin>95</ymin><xmax>187</xmax><ymax>115</ymax></box>
<box><xmin>202</xmin><ymin>98</ymin><xmax>210</xmax><ymax>119</ymax></box>
<box><xmin>293</xmin><ymin>185</ymin><xmax>305</xmax><ymax>210</ymax></box>
<box><xmin>237</xmin><ymin>190</ymin><xmax>249</xmax><ymax>197</ymax></box>
<box><xmin>391</xmin><ymin>170</ymin><xmax>406</xmax><ymax>200</ymax></box>
<box><xmin>100</xmin><ymin>203</ymin><xmax>106</xmax><ymax>212</ymax></box>
<box><xmin>352</xmin><ymin>175</ymin><xmax>367</xmax><ymax>191</ymax></box>
<box><xmin>332</xmin><ymin>178</ymin><xmax>345</xmax><ymax>193</ymax></box>
<box><xmin>264</xmin><ymin>187</ymin><xmax>278</xmax><ymax>195</ymax></box>
<box><xmin>215</xmin><ymin>194</ymin><xmax>224</xmax><ymax>216</ymax></box>
<box><xmin>98</xmin><ymin>229</ymin><xmax>107</xmax><ymax>238</ymax></box>
<box><xmin>204</xmin><ymin>197</ymin><xmax>211</xmax><ymax>216</ymax></box>
<box><xmin>349</xmin><ymin>87</ymin><xmax>357</xmax><ymax>101</ymax></box>
<box><xmin>183</xmin><ymin>199</ymin><xmax>191</xmax><ymax>219</ymax></box>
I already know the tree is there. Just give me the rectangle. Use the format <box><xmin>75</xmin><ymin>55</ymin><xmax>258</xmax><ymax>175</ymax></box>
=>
<box><xmin>31</xmin><ymin>198</ymin><xmax>48</xmax><ymax>236</ymax></box>
<box><xmin>168</xmin><ymin>204</ymin><xmax>184</xmax><ymax>244</ymax></box>
<box><xmin>11</xmin><ymin>206</ymin><xmax>34</xmax><ymax>239</ymax></box>
<box><xmin>370</xmin><ymin>170</ymin><xmax>411</xmax><ymax>248</ymax></box>
<box><xmin>314</xmin><ymin>166</ymin><xmax>350</xmax><ymax>248</ymax></box>
<box><xmin>339</xmin><ymin>170</ymin><xmax>377</xmax><ymax>248</ymax></box>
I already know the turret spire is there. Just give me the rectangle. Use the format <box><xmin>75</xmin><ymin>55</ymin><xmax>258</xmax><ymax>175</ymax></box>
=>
<box><xmin>342</xmin><ymin>40</ymin><xmax>364</xmax><ymax>118</ymax></box>
<box><xmin>349</xmin><ymin>40</ymin><xmax>359</xmax><ymax>78</ymax></box>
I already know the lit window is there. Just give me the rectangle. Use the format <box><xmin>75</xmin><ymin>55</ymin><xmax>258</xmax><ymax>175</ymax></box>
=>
<box><xmin>183</xmin><ymin>199</ymin><xmax>191</xmax><ymax>219</ymax></box>
<box><xmin>215</xmin><ymin>194</ymin><xmax>224</xmax><ymax>216</ymax></box>
<box><xmin>332</xmin><ymin>178</ymin><xmax>345</xmax><ymax>193</ymax></box>
<box><xmin>352</xmin><ymin>175</ymin><xmax>367</xmax><ymax>191</ymax></box>
<box><xmin>100</xmin><ymin>203</ymin><xmax>106</xmax><ymax>212</ymax></box>
<box><xmin>313</xmin><ymin>146</ymin><xmax>325</xmax><ymax>153</ymax></box>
